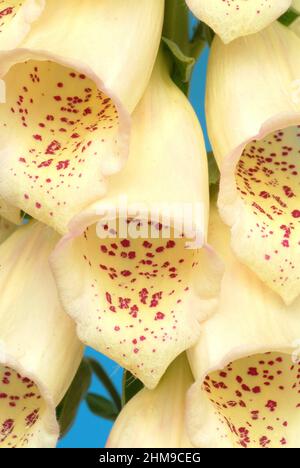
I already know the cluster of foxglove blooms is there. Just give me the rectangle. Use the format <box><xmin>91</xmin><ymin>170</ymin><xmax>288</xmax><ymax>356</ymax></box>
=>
<box><xmin>0</xmin><ymin>0</ymin><xmax>299</xmax><ymax>449</ymax></box>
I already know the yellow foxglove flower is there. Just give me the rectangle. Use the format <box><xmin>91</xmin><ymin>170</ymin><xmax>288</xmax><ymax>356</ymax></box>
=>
<box><xmin>0</xmin><ymin>221</ymin><xmax>83</xmax><ymax>448</ymax></box>
<box><xmin>0</xmin><ymin>0</ymin><xmax>45</xmax><ymax>50</ymax></box>
<box><xmin>106</xmin><ymin>354</ymin><xmax>194</xmax><ymax>448</ymax></box>
<box><xmin>50</xmin><ymin>52</ymin><xmax>218</xmax><ymax>389</ymax></box>
<box><xmin>187</xmin><ymin>206</ymin><xmax>300</xmax><ymax>448</ymax></box>
<box><xmin>206</xmin><ymin>22</ymin><xmax>300</xmax><ymax>305</ymax></box>
<box><xmin>185</xmin><ymin>0</ymin><xmax>291</xmax><ymax>43</ymax></box>
<box><xmin>0</xmin><ymin>0</ymin><xmax>164</xmax><ymax>234</ymax></box>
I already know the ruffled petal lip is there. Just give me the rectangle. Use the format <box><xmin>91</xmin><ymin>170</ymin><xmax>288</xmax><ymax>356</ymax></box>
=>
<box><xmin>188</xmin><ymin>347</ymin><xmax>300</xmax><ymax>448</ymax></box>
<box><xmin>0</xmin><ymin>48</ymin><xmax>131</xmax><ymax>233</ymax></box>
<box><xmin>50</xmin><ymin>200</ymin><xmax>213</xmax><ymax>389</ymax></box>
<box><xmin>218</xmin><ymin>111</ymin><xmax>300</xmax><ymax>305</ymax></box>
<box><xmin>0</xmin><ymin>343</ymin><xmax>59</xmax><ymax>448</ymax></box>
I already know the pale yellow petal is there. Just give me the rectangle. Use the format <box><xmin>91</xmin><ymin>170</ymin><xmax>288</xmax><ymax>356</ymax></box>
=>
<box><xmin>0</xmin><ymin>198</ymin><xmax>20</xmax><ymax>224</ymax></box>
<box><xmin>0</xmin><ymin>0</ymin><xmax>164</xmax><ymax>233</ymax></box>
<box><xmin>206</xmin><ymin>22</ymin><xmax>300</xmax><ymax>305</ymax></box>
<box><xmin>0</xmin><ymin>216</ymin><xmax>16</xmax><ymax>242</ymax></box>
<box><xmin>187</xmin><ymin>206</ymin><xmax>300</xmax><ymax>448</ymax></box>
<box><xmin>186</xmin><ymin>0</ymin><xmax>291</xmax><ymax>43</ymax></box>
<box><xmin>50</xmin><ymin>52</ymin><xmax>213</xmax><ymax>389</ymax></box>
<box><xmin>0</xmin><ymin>0</ymin><xmax>45</xmax><ymax>50</ymax></box>
<box><xmin>289</xmin><ymin>1</ymin><xmax>300</xmax><ymax>35</ymax></box>
<box><xmin>291</xmin><ymin>17</ymin><xmax>300</xmax><ymax>35</ymax></box>
<box><xmin>107</xmin><ymin>354</ymin><xmax>194</xmax><ymax>448</ymax></box>
<box><xmin>0</xmin><ymin>221</ymin><xmax>83</xmax><ymax>448</ymax></box>
<box><xmin>292</xmin><ymin>0</ymin><xmax>300</xmax><ymax>11</ymax></box>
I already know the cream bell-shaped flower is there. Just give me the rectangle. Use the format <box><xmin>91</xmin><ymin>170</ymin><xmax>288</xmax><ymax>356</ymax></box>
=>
<box><xmin>106</xmin><ymin>354</ymin><xmax>194</xmax><ymax>448</ymax></box>
<box><xmin>206</xmin><ymin>22</ymin><xmax>300</xmax><ymax>305</ymax></box>
<box><xmin>0</xmin><ymin>1</ymin><xmax>45</xmax><ymax>50</ymax></box>
<box><xmin>187</xmin><ymin>205</ymin><xmax>300</xmax><ymax>448</ymax></box>
<box><xmin>185</xmin><ymin>0</ymin><xmax>291</xmax><ymax>44</ymax></box>
<box><xmin>50</xmin><ymin>52</ymin><xmax>218</xmax><ymax>390</ymax></box>
<box><xmin>0</xmin><ymin>0</ymin><xmax>164</xmax><ymax>234</ymax></box>
<box><xmin>0</xmin><ymin>221</ymin><xmax>83</xmax><ymax>448</ymax></box>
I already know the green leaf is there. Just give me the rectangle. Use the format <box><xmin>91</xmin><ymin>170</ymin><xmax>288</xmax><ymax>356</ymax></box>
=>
<box><xmin>162</xmin><ymin>1</ymin><xmax>207</xmax><ymax>95</ymax></box>
<box><xmin>278</xmin><ymin>7</ymin><xmax>300</xmax><ymax>26</ymax></box>
<box><xmin>208</xmin><ymin>151</ymin><xmax>220</xmax><ymax>190</ymax></box>
<box><xmin>162</xmin><ymin>37</ymin><xmax>195</xmax><ymax>94</ymax></box>
<box><xmin>121</xmin><ymin>370</ymin><xmax>144</xmax><ymax>407</ymax></box>
<box><xmin>87</xmin><ymin>358</ymin><xmax>121</xmax><ymax>411</ymax></box>
<box><xmin>86</xmin><ymin>393</ymin><xmax>119</xmax><ymax>421</ymax></box>
<box><xmin>162</xmin><ymin>22</ymin><xmax>210</xmax><ymax>95</ymax></box>
<box><xmin>56</xmin><ymin>358</ymin><xmax>92</xmax><ymax>438</ymax></box>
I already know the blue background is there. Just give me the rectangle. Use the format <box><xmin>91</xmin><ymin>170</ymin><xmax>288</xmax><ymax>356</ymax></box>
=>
<box><xmin>59</xmin><ymin>45</ymin><xmax>210</xmax><ymax>449</ymax></box>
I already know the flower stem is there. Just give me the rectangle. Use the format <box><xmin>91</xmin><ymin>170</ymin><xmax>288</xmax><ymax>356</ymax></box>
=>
<box><xmin>163</xmin><ymin>0</ymin><xmax>190</xmax><ymax>55</ymax></box>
